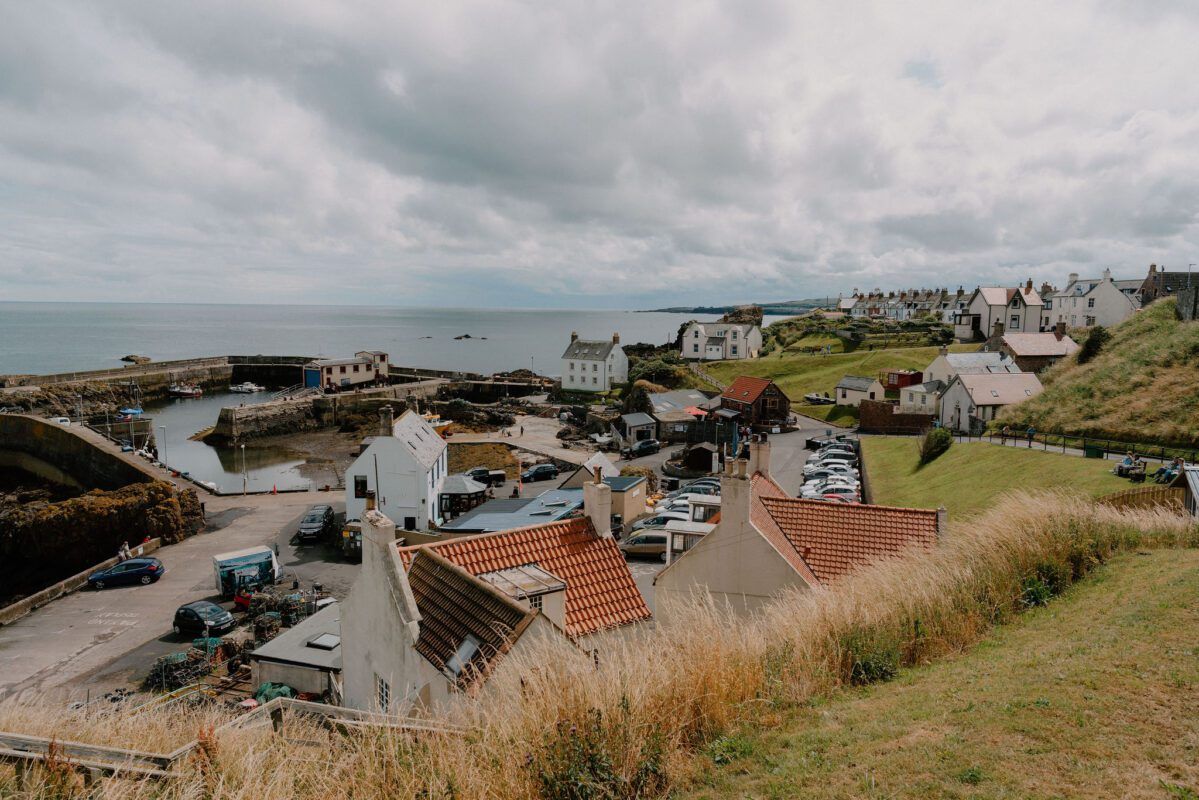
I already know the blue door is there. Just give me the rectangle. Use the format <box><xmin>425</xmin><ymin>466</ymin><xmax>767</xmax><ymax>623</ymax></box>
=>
<box><xmin>303</xmin><ymin>367</ymin><xmax>321</xmax><ymax>388</ymax></box>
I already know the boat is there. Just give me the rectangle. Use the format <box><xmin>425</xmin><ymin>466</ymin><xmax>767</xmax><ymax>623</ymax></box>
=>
<box><xmin>118</xmin><ymin>406</ymin><xmax>144</xmax><ymax>416</ymax></box>
<box><xmin>229</xmin><ymin>382</ymin><xmax>266</xmax><ymax>393</ymax></box>
<box><xmin>168</xmin><ymin>383</ymin><xmax>203</xmax><ymax>398</ymax></box>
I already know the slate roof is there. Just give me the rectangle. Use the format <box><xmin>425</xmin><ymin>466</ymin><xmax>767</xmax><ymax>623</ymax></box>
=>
<box><xmin>397</xmin><ymin>517</ymin><xmax>651</xmax><ymax>638</ymax></box>
<box><xmin>392</xmin><ymin>409</ymin><xmax>447</xmax><ymax>469</ymax></box>
<box><xmin>1001</xmin><ymin>333</ymin><xmax>1080</xmax><ymax>358</ymax></box>
<box><xmin>954</xmin><ymin>372</ymin><xmax>1044</xmax><ymax>406</ymax></box>
<box><xmin>620</xmin><ymin>412</ymin><xmax>656</xmax><ymax>428</ymax></box>
<box><xmin>722</xmin><ymin>375</ymin><xmax>774</xmax><ymax>404</ymax></box>
<box><xmin>649</xmin><ymin>389</ymin><xmax>717</xmax><ymax>414</ymax></box>
<box><xmin>915</xmin><ymin>379</ymin><xmax>946</xmax><ymax>393</ymax></box>
<box><xmin>562</xmin><ymin>339</ymin><xmax>616</xmax><ymax>360</ymax></box>
<box><xmin>250</xmin><ymin>603</ymin><xmax>342</xmax><ymax>672</ymax></box>
<box><xmin>944</xmin><ymin>352</ymin><xmax>1020</xmax><ymax>374</ymax></box>
<box><xmin>438</xmin><ymin>489</ymin><xmax>583</xmax><ymax>533</ymax></box>
<box><xmin>603</xmin><ymin>475</ymin><xmax>645</xmax><ymax>492</ymax></box>
<box><xmin>836</xmin><ymin>375</ymin><xmax>879</xmax><ymax>392</ymax></box>
<box><xmin>441</xmin><ymin>474</ymin><xmax>487</xmax><ymax>495</ymax></box>
<box><xmin>705</xmin><ymin>336</ymin><xmax>726</xmax><ymax>347</ymax></box>
<box><xmin>407</xmin><ymin>549</ymin><xmax>537</xmax><ymax>689</ymax></box>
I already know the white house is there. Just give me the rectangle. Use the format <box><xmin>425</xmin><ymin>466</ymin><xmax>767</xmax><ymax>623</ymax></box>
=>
<box><xmin>303</xmin><ymin>350</ymin><xmax>389</xmax><ymax>391</ymax></box>
<box><xmin>938</xmin><ymin>372</ymin><xmax>1044</xmax><ymax>433</ymax></box>
<box><xmin>345</xmin><ymin>408</ymin><xmax>448</xmax><ymax>531</ymax></box>
<box><xmin>899</xmin><ymin>380</ymin><xmax>946</xmax><ymax>414</ymax></box>
<box><xmin>561</xmin><ymin>333</ymin><xmax>628</xmax><ymax>392</ymax></box>
<box><xmin>923</xmin><ymin>348</ymin><xmax>1020</xmax><ymax>386</ymax></box>
<box><xmin>954</xmin><ymin>282</ymin><xmax>1043</xmax><ymax>340</ymax></box>
<box><xmin>834</xmin><ymin>375</ymin><xmax>885</xmax><ymax>407</ymax></box>
<box><xmin>680</xmin><ymin>322</ymin><xmax>762</xmax><ymax>361</ymax></box>
<box><xmin>1050</xmin><ymin>269</ymin><xmax>1141</xmax><ymax>329</ymax></box>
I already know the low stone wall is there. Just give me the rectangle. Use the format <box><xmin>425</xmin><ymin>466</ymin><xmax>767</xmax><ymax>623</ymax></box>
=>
<box><xmin>0</xmin><ymin>538</ymin><xmax>163</xmax><ymax>626</ymax></box>
<box><xmin>0</xmin><ymin>414</ymin><xmax>160</xmax><ymax>490</ymax></box>
<box><xmin>208</xmin><ymin>382</ymin><xmax>444</xmax><ymax>443</ymax></box>
<box><xmin>858</xmin><ymin>400</ymin><xmax>936</xmax><ymax>435</ymax></box>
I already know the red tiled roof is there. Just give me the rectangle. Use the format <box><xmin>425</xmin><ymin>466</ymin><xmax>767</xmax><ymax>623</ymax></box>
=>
<box><xmin>749</xmin><ymin>474</ymin><xmax>820</xmax><ymax>585</ymax></box>
<box><xmin>721</xmin><ymin>375</ymin><xmax>773</xmax><ymax>404</ymax></box>
<box><xmin>397</xmin><ymin>518</ymin><xmax>651</xmax><ymax>638</ymax></box>
<box><xmin>756</xmin><ymin>489</ymin><xmax>939</xmax><ymax>584</ymax></box>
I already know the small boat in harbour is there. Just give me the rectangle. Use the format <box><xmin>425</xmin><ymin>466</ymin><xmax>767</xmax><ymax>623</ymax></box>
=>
<box><xmin>118</xmin><ymin>406</ymin><xmax>144</xmax><ymax>416</ymax></box>
<box><xmin>229</xmin><ymin>381</ymin><xmax>266</xmax><ymax>393</ymax></box>
<box><xmin>168</xmin><ymin>383</ymin><xmax>203</xmax><ymax>398</ymax></box>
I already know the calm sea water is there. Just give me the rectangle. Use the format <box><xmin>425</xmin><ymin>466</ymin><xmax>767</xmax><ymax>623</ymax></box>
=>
<box><xmin>0</xmin><ymin>302</ymin><xmax>789</xmax><ymax>377</ymax></box>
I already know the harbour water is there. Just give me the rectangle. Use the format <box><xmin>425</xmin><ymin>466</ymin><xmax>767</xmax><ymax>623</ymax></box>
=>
<box><xmin>0</xmin><ymin>302</ymin><xmax>790</xmax><ymax>377</ymax></box>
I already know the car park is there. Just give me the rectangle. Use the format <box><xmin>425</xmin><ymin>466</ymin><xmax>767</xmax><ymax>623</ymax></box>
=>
<box><xmin>623</xmin><ymin>439</ymin><xmax>661</xmax><ymax>458</ymax></box>
<box><xmin>619</xmin><ymin>531</ymin><xmax>668</xmax><ymax>560</ymax></box>
<box><xmin>520</xmin><ymin>463</ymin><xmax>560</xmax><ymax>482</ymax></box>
<box><xmin>172</xmin><ymin>600</ymin><xmax>236</xmax><ymax>636</ymax></box>
<box><xmin>88</xmin><ymin>557</ymin><xmax>165</xmax><ymax>589</ymax></box>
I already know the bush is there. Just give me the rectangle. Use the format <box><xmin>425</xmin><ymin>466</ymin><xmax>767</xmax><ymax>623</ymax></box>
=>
<box><xmin>1077</xmin><ymin>325</ymin><xmax>1111</xmax><ymax>364</ymax></box>
<box><xmin>918</xmin><ymin>427</ymin><xmax>953</xmax><ymax>465</ymax></box>
<box><xmin>620</xmin><ymin>465</ymin><xmax>658</xmax><ymax>493</ymax></box>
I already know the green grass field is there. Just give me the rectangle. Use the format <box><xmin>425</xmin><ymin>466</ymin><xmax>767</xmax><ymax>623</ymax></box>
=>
<box><xmin>861</xmin><ymin>436</ymin><xmax>1127</xmax><ymax>517</ymax></box>
<box><xmin>686</xmin><ymin>548</ymin><xmax>1199</xmax><ymax>799</ymax></box>
<box><xmin>706</xmin><ymin>344</ymin><xmax>978</xmax><ymax>402</ymax></box>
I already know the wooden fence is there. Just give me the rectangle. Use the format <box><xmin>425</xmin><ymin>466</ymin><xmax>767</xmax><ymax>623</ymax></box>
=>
<box><xmin>1097</xmin><ymin>485</ymin><xmax>1185</xmax><ymax>512</ymax></box>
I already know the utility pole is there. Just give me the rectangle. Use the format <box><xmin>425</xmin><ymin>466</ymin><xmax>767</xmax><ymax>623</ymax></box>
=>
<box><xmin>159</xmin><ymin>425</ymin><xmax>168</xmax><ymax>468</ymax></box>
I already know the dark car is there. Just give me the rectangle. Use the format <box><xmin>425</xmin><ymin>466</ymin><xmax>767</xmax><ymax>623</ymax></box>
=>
<box><xmin>297</xmin><ymin>505</ymin><xmax>336</xmax><ymax>541</ymax></box>
<box><xmin>624</xmin><ymin>439</ymin><xmax>661</xmax><ymax>458</ymax></box>
<box><xmin>520</xmin><ymin>463</ymin><xmax>559</xmax><ymax>482</ymax></box>
<box><xmin>173</xmin><ymin>600</ymin><xmax>236</xmax><ymax>637</ymax></box>
<box><xmin>88</xmin><ymin>557</ymin><xmax>165</xmax><ymax>590</ymax></box>
<box><xmin>465</xmin><ymin>467</ymin><xmax>507</xmax><ymax>487</ymax></box>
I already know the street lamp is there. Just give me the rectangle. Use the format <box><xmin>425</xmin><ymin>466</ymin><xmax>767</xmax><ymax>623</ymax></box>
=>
<box><xmin>241</xmin><ymin>444</ymin><xmax>247</xmax><ymax>495</ymax></box>
<box><xmin>159</xmin><ymin>425</ymin><xmax>167</xmax><ymax>468</ymax></box>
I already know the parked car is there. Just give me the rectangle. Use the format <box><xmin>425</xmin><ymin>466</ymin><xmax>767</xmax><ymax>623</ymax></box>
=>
<box><xmin>464</xmin><ymin>467</ymin><xmax>507</xmax><ymax>487</ymax></box>
<box><xmin>50</xmin><ymin>417</ymin><xmax>71</xmax><ymax>426</ymax></box>
<box><xmin>802</xmin><ymin>475</ymin><xmax>858</xmax><ymax>490</ymax></box>
<box><xmin>802</xmin><ymin>484</ymin><xmax>860</xmax><ymax>501</ymax></box>
<box><xmin>803</xmin><ymin>463</ymin><xmax>859</xmax><ymax>479</ymax></box>
<box><xmin>172</xmin><ymin>600</ymin><xmax>236</xmax><ymax>636</ymax></box>
<box><xmin>521</xmin><ymin>463</ymin><xmax>559</xmax><ymax>482</ymax></box>
<box><xmin>683</xmin><ymin>478</ymin><xmax>721</xmax><ymax>489</ymax></box>
<box><xmin>632</xmin><ymin>511</ymin><xmax>689</xmax><ymax>531</ymax></box>
<box><xmin>297</xmin><ymin>505</ymin><xmax>336</xmax><ymax>541</ymax></box>
<box><xmin>807</xmin><ymin>450</ymin><xmax>856</xmax><ymax>465</ymax></box>
<box><xmin>624</xmin><ymin>439</ymin><xmax>661</xmax><ymax>458</ymax></box>
<box><xmin>664</xmin><ymin>483</ymin><xmax>720</xmax><ymax>501</ymax></box>
<box><xmin>619</xmin><ymin>531</ymin><xmax>668</xmax><ymax>560</ymax></box>
<box><xmin>88</xmin><ymin>557</ymin><xmax>165</xmax><ymax>590</ymax></box>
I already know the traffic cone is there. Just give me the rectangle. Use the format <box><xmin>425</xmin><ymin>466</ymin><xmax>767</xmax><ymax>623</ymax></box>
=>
<box><xmin>272</xmin><ymin>484</ymin><xmax>277</xmax><ymax>495</ymax></box>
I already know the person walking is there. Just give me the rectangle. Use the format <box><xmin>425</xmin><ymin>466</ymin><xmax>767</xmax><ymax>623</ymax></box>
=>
<box><xmin>519</xmin><ymin>425</ymin><xmax>524</xmax><ymax>437</ymax></box>
<box><xmin>117</xmin><ymin>541</ymin><xmax>132</xmax><ymax>562</ymax></box>
<box><xmin>1026</xmin><ymin>425</ymin><xmax>1036</xmax><ymax>447</ymax></box>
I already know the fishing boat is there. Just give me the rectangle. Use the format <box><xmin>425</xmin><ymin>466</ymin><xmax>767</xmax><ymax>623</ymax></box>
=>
<box><xmin>118</xmin><ymin>406</ymin><xmax>144</xmax><ymax>416</ymax></box>
<box><xmin>229</xmin><ymin>381</ymin><xmax>266</xmax><ymax>393</ymax></box>
<box><xmin>168</xmin><ymin>383</ymin><xmax>203</xmax><ymax>398</ymax></box>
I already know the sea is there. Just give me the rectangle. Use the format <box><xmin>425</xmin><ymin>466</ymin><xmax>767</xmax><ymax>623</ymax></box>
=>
<box><xmin>0</xmin><ymin>302</ymin><xmax>789</xmax><ymax>377</ymax></box>
<box><xmin>1</xmin><ymin>302</ymin><xmax>791</xmax><ymax>492</ymax></box>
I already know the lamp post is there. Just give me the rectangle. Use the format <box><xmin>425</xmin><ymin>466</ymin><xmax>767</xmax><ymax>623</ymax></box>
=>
<box><xmin>241</xmin><ymin>444</ymin><xmax>247</xmax><ymax>495</ymax></box>
<box><xmin>159</xmin><ymin>425</ymin><xmax>167</xmax><ymax>468</ymax></box>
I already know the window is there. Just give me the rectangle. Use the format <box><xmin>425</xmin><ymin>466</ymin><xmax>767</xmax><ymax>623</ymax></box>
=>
<box><xmin>920</xmin><ymin>395</ymin><xmax>926</xmax><ymax>405</ymax></box>
<box><xmin>868</xmin><ymin>391</ymin><xmax>875</xmax><ymax>400</ymax></box>
<box><xmin>1085</xmin><ymin>316</ymin><xmax>1095</xmax><ymax>326</ymax></box>
<box><xmin>529</xmin><ymin>594</ymin><xmax>543</xmax><ymax>610</ymax></box>
<box><xmin>907</xmin><ymin>392</ymin><xmax>914</xmax><ymax>402</ymax></box>
<box><xmin>692</xmin><ymin>344</ymin><xmax>699</xmax><ymax>353</ymax></box>
<box><xmin>353</xmin><ymin>364</ymin><xmax>360</xmax><ymax>373</ymax></box>
<box><xmin>731</xmin><ymin>345</ymin><xmax>738</xmax><ymax>355</ymax></box>
<box><xmin>375</xmin><ymin>673</ymin><xmax>391</xmax><ymax>712</ymax></box>
<box><xmin>592</xmin><ymin>376</ymin><xmax>597</xmax><ymax>385</ymax></box>
<box><xmin>732</xmin><ymin>330</ymin><xmax>738</xmax><ymax>339</ymax></box>
<box><xmin>569</xmin><ymin>362</ymin><xmax>574</xmax><ymax>370</ymax></box>
<box><xmin>990</xmin><ymin>389</ymin><xmax>999</xmax><ymax>397</ymax></box>
<box><xmin>1010</xmin><ymin>315</ymin><xmax>1019</xmax><ymax>327</ymax></box>
<box><xmin>339</xmin><ymin>366</ymin><xmax>346</xmax><ymax>374</ymax></box>
<box><xmin>1087</xmin><ymin>298</ymin><xmax>1095</xmax><ymax>308</ymax></box>
<box><xmin>353</xmin><ymin>475</ymin><xmax>368</xmax><ymax>499</ymax></box>
<box><xmin>694</xmin><ymin>330</ymin><xmax>699</xmax><ymax>338</ymax></box>
<box><xmin>592</xmin><ymin>363</ymin><xmax>597</xmax><ymax>372</ymax></box>
<box><xmin>841</xmin><ymin>389</ymin><xmax>847</xmax><ymax>399</ymax></box>
<box><xmin>446</xmin><ymin>635</ymin><xmax>481</xmax><ymax>676</ymax></box>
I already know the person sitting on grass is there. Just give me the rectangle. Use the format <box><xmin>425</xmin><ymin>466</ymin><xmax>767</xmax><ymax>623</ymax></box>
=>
<box><xmin>1129</xmin><ymin>457</ymin><xmax>1147</xmax><ymax>483</ymax></box>
<box><xmin>1115</xmin><ymin>451</ymin><xmax>1136</xmax><ymax>477</ymax></box>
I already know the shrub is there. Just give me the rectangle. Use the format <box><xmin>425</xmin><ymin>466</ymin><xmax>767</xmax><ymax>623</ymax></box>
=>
<box><xmin>843</xmin><ymin>632</ymin><xmax>901</xmax><ymax>685</ymax></box>
<box><xmin>620</xmin><ymin>465</ymin><xmax>658</xmax><ymax>493</ymax></box>
<box><xmin>918</xmin><ymin>427</ymin><xmax>953</xmax><ymax>465</ymax></box>
<box><xmin>1077</xmin><ymin>325</ymin><xmax>1111</xmax><ymax>364</ymax></box>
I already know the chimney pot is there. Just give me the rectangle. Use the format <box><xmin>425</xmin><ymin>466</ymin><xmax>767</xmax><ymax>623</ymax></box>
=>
<box><xmin>380</xmin><ymin>405</ymin><xmax>395</xmax><ymax>436</ymax></box>
<box><xmin>570</xmin><ymin>331</ymin><xmax>578</xmax><ymax>342</ymax></box>
<box><xmin>612</xmin><ymin>332</ymin><xmax>620</xmax><ymax>344</ymax></box>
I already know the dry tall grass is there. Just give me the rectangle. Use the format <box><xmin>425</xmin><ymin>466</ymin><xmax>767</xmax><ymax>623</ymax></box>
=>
<box><xmin>2</xmin><ymin>491</ymin><xmax>1195</xmax><ymax>799</ymax></box>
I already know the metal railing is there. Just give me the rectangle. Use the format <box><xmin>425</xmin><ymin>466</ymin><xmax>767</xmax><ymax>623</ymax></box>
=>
<box><xmin>954</xmin><ymin>430</ymin><xmax>1199</xmax><ymax>465</ymax></box>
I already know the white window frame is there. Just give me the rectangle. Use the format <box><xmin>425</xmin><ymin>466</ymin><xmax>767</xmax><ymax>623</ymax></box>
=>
<box><xmin>375</xmin><ymin>673</ymin><xmax>391</xmax><ymax>712</ymax></box>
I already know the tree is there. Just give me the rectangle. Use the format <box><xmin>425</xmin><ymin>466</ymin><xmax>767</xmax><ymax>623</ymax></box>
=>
<box><xmin>1077</xmin><ymin>325</ymin><xmax>1110</xmax><ymax>364</ymax></box>
<box><xmin>622</xmin><ymin>384</ymin><xmax>653</xmax><ymax>416</ymax></box>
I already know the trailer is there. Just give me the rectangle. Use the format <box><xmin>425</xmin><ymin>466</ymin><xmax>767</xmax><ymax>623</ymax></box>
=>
<box><xmin>212</xmin><ymin>546</ymin><xmax>282</xmax><ymax>599</ymax></box>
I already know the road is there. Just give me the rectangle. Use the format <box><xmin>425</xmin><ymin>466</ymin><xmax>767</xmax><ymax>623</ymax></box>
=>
<box><xmin>0</xmin><ymin>491</ymin><xmax>352</xmax><ymax>704</ymax></box>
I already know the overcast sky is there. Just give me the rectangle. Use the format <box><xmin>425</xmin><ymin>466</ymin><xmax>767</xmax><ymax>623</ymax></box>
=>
<box><xmin>2</xmin><ymin>1</ymin><xmax>1198</xmax><ymax>308</ymax></box>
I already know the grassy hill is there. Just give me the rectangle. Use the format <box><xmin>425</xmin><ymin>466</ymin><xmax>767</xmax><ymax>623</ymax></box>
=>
<box><xmin>997</xmin><ymin>298</ymin><xmax>1199</xmax><ymax>447</ymax></box>
<box><xmin>705</xmin><ymin>344</ymin><xmax>979</xmax><ymax>422</ymax></box>
<box><xmin>686</xmin><ymin>547</ymin><xmax>1199</xmax><ymax>799</ymax></box>
<box><xmin>861</xmin><ymin>437</ymin><xmax>1127</xmax><ymax>517</ymax></box>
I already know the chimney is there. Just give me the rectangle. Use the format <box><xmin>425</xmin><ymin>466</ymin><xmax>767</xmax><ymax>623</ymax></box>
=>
<box><xmin>1068</xmin><ymin>272</ymin><xmax>1079</xmax><ymax>286</ymax></box>
<box><xmin>1102</xmin><ymin>268</ymin><xmax>1112</xmax><ymax>282</ymax></box>
<box><xmin>936</xmin><ymin>506</ymin><xmax>947</xmax><ymax>540</ymax></box>
<box><xmin>612</xmin><ymin>332</ymin><xmax>620</xmax><ymax>344</ymax></box>
<box><xmin>380</xmin><ymin>405</ymin><xmax>395</xmax><ymax>436</ymax></box>
<box><xmin>992</xmin><ymin>320</ymin><xmax>1005</xmax><ymax>339</ymax></box>
<box><xmin>746</xmin><ymin>434</ymin><xmax>771</xmax><ymax>477</ymax></box>
<box><xmin>583</xmin><ymin>466</ymin><xmax>613</xmax><ymax>539</ymax></box>
<box><xmin>938</xmin><ymin>344</ymin><xmax>949</xmax><ymax>356</ymax></box>
<box><xmin>1025</xmin><ymin>278</ymin><xmax>1033</xmax><ymax>292</ymax></box>
<box><xmin>1054</xmin><ymin>320</ymin><xmax>1066</xmax><ymax>339</ymax></box>
<box><xmin>360</xmin><ymin>509</ymin><xmax>420</xmax><ymax>639</ymax></box>
<box><xmin>1041</xmin><ymin>281</ymin><xmax>1053</xmax><ymax>295</ymax></box>
<box><xmin>1149</xmin><ymin>263</ymin><xmax>1157</xmax><ymax>275</ymax></box>
<box><xmin>719</xmin><ymin>456</ymin><xmax>752</xmax><ymax>534</ymax></box>
<box><xmin>570</xmin><ymin>331</ymin><xmax>578</xmax><ymax>342</ymax></box>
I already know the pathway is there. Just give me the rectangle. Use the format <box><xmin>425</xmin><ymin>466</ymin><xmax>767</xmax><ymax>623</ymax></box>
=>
<box><xmin>450</xmin><ymin>414</ymin><xmax>589</xmax><ymax>466</ymax></box>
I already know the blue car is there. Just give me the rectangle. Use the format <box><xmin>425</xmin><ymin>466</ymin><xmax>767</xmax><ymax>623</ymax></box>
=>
<box><xmin>88</xmin><ymin>557</ymin><xmax>165</xmax><ymax>590</ymax></box>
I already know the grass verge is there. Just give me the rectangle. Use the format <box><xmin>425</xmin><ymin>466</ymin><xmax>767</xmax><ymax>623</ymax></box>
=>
<box><xmin>705</xmin><ymin>344</ymin><xmax>978</xmax><ymax>401</ymax></box>
<box><xmin>685</xmin><ymin>547</ymin><xmax>1199</xmax><ymax>799</ymax></box>
<box><xmin>447</xmin><ymin>442</ymin><xmax>520</xmax><ymax>477</ymax></box>
<box><xmin>862</xmin><ymin>436</ymin><xmax>1127</xmax><ymax>517</ymax></box>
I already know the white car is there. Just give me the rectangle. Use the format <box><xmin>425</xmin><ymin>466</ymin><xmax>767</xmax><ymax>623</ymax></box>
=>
<box><xmin>803</xmin><ymin>461</ymin><xmax>859</xmax><ymax>476</ymax></box>
<box><xmin>802</xmin><ymin>484</ymin><xmax>860</xmax><ymax>501</ymax></box>
<box><xmin>50</xmin><ymin>417</ymin><xmax>71</xmax><ymax>426</ymax></box>
<box><xmin>807</xmin><ymin>451</ymin><xmax>856</xmax><ymax>466</ymax></box>
<box><xmin>655</xmin><ymin>492</ymin><xmax>714</xmax><ymax>512</ymax></box>
<box><xmin>631</xmin><ymin>511</ymin><xmax>689</xmax><ymax>531</ymax></box>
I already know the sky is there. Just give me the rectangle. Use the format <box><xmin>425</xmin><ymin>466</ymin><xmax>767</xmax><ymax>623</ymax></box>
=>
<box><xmin>2</xmin><ymin>1</ymin><xmax>1199</xmax><ymax>309</ymax></box>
